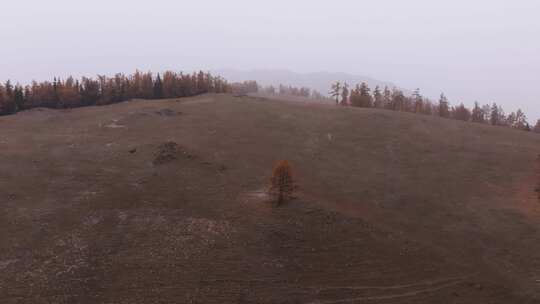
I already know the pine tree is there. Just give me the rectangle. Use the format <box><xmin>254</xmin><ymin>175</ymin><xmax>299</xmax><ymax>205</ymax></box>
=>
<box><xmin>438</xmin><ymin>93</ymin><xmax>450</xmax><ymax>118</ymax></box>
<box><xmin>490</xmin><ymin>103</ymin><xmax>500</xmax><ymax>125</ymax></box>
<box><xmin>153</xmin><ymin>73</ymin><xmax>164</xmax><ymax>99</ymax></box>
<box><xmin>373</xmin><ymin>86</ymin><xmax>383</xmax><ymax>108</ymax></box>
<box><xmin>359</xmin><ymin>83</ymin><xmax>372</xmax><ymax>107</ymax></box>
<box><xmin>13</xmin><ymin>85</ymin><xmax>24</xmax><ymax>112</ymax></box>
<box><xmin>412</xmin><ymin>88</ymin><xmax>423</xmax><ymax>113</ymax></box>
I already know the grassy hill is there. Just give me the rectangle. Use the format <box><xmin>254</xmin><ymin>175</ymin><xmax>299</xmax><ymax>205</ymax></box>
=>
<box><xmin>1</xmin><ymin>94</ymin><xmax>540</xmax><ymax>303</ymax></box>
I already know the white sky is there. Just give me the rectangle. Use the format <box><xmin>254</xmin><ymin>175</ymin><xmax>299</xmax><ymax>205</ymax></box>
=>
<box><xmin>1</xmin><ymin>0</ymin><xmax>539</xmax><ymax>120</ymax></box>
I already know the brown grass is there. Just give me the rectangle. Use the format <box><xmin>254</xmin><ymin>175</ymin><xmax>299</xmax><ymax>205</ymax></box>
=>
<box><xmin>1</xmin><ymin>93</ymin><xmax>540</xmax><ymax>303</ymax></box>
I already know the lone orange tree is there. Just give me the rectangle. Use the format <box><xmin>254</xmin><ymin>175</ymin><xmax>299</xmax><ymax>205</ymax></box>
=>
<box><xmin>269</xmin><ymin>160</ymin><xmax>296</xmax><ymax>205</ymax></box>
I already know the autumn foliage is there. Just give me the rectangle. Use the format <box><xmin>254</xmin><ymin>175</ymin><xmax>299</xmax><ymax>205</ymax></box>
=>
<box><xmin>0</xmin><ymin>70</ymin><xmax>232</xmax><ymax>115</ymax></box>
<box><xmin>330</xmin><ymin>81</ymin><xmax>534</xmax><ymax>132</ymax></box>
<box><xmin>269</xmin><ymin>160</ymin><xmax>296</xmax><ymax>205</ymax></box>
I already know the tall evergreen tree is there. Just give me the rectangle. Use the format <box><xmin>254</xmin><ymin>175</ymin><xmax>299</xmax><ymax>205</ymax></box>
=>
<box><xmin>373</xmin><ymin>85</ymin><xmax>383</xmax><ymax>108</ymax></box>
<box><xmin>153</xmin><ymin>73</ymin><xmax>164</xmax><ymax>99</ymax></box>
<box><xmin>438</xmin><ymin>93</ymin><xmax>450</xmax><ymax>118</ymax></box>
<box><xmin>358</xmin><ymin>83</ymin><xmax>372</xmax><ymax>107</ymax></box>
<box><xmin>412</xmin><ymin>88</ymin><xmax>423</xmax><ymax>113</ymax></box>
<box><xmin>490</xmin><ymin>103</ymin><xmax>500</xmax><ymax>125</ymax></box>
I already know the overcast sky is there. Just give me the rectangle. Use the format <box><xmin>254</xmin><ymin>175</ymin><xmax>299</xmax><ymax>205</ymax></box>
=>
<box><xmin>1</xmin><ymin>0</ymin><xmax>539</xmax><ymax>120</ymax></box>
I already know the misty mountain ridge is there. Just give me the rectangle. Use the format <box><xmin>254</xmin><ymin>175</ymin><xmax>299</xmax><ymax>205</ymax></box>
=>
<box><xmin>214</xmin><ymin>69</ymin><xmax>409</xmax><ymax>96</ymax></box>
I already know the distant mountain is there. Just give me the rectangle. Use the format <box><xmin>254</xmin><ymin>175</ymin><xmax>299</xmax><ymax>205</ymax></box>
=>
<box><xmin>213</xmin><ymin>69</ymin><xmax>408</xmax><ymax>96</ymax></box>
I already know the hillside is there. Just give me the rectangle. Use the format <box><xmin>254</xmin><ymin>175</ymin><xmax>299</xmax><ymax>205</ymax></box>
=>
<box><xmin>214</xmin><ymin>69</ymin><xmax>407</xmax><ymax>95</ymax></box>
<box><xmin>1</xmin><ymin>94</ymin><xmax>540</xmax><ymax>303</ymax></box>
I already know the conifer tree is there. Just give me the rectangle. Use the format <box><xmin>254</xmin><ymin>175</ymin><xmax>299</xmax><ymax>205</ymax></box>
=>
<box><xmin>359</xmin><ymin>83</ymin><xmax>372</xmax><ymax>107</ymax></box>
<box><xmin>490</xmin><ymin>103</ymin><xmax>500</xmax><ymax>125</ymax></box>
<box><xmin>438</xmin><ymin>93</ymin><xmax>450</xmax><ymax>118</ymax></box>
<box><xmin>269</xmin><ymin>160</ymin><xmax>296</xmax><ymax>206</ymax></box>
<box><xmin>412</xmin><ymin>88</ymin><xmax>423</xmax><ymax>113</ymax></box>
<box><xmin>153</xmin><ymin>73</ymin><xmax>164</xmax><ymax>99</ymax></box>
<box><xmin>373</xmin><ymin>86</ymin><xmax>383</xmax><ymax>108</ymax></box>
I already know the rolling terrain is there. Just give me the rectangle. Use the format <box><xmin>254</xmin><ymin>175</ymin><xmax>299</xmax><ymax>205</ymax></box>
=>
<box><xmin>1</xmin><ymin>94</ymin><xmax>540</xmax><ymax>303</ymax></box>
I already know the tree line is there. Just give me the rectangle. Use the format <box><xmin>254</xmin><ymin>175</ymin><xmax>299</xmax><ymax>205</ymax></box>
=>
<box><xmin>0</xmin><ymin>71</ymin><xmax>231</xmax><ymax>115</ymax></box>
<box><xmin>330</xmin><ymin>81</ymin><xmax>540</xmax><ymax>132</ymax></box>
<box><xmin>259</xmin><ymin>84</ymin><xmax>328</xmax><ymax>100</ymax></box>
<box><xmin>226</xmin><ymin>81</ymin><xmax>328</xmax><ymax>100</ymax></box>
<box><xmin>4</xmin><ymin>72</ymin><xmax>537</xmax><ymax>133</ymax></box>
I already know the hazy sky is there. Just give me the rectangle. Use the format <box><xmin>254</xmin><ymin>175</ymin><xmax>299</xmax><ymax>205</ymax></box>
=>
<box><xmin>1</xmin><ymin>0</ymin><xmax>539</xmax><ymax>120</ymax></box>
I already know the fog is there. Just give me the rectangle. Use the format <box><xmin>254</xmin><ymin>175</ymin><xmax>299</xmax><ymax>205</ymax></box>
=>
<box><xmin>1</xmin><ymin>0</ymin><xmax>539</xmax><ymax>120</ymax></box>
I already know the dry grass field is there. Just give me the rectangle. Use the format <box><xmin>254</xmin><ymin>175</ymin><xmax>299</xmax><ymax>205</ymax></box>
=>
<box><xmin>1</xmin><ymin>94</ymin><xmax>540</xmax><ymax>303</ymax></box>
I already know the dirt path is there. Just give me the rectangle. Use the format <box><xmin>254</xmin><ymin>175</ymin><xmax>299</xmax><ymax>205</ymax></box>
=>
<box><xmin>309</xmin><ymin>276</ymin><xmax>471</xmax><ymax>303</ymax></box>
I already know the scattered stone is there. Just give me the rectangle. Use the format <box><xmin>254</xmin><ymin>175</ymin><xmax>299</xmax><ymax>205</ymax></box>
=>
<box><xmin>129</xmin><ymin>148</ymin><xmax>137</xmax><ymax>154</ymax></box>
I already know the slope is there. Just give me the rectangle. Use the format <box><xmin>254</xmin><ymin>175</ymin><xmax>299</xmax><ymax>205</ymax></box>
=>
<box><xmin>1</xmin><ymin>94</ymin><xmax>540</xmax><ymax>303</ymax></box>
